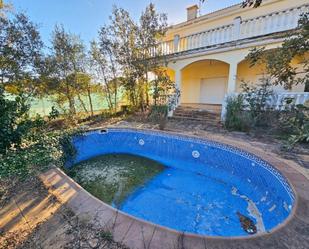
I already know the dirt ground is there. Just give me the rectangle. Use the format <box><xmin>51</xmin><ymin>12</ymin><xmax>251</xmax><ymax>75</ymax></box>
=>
<box><xmin>0</xmin><ymin>174</ymin><xmax>128</xmax><ymax>249</ymax></box>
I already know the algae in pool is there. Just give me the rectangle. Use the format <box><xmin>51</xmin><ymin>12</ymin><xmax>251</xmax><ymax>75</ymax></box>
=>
<box><xmin>66</xmin><ymin>154</ymin><xmax>165</xmax><ymax>208</ymax></box>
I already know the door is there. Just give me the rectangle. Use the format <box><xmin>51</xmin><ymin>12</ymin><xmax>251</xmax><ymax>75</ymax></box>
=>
<box><xmin>200</xmin><ymin>77</ymin><xmax>227</xmax><ymax>104</ymax></box>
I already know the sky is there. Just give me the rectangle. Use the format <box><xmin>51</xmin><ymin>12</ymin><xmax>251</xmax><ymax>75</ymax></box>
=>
<box><xmin>8</xmin><ymin>0</ymin><xmax>241</xmax><ymax>47</ymax></box>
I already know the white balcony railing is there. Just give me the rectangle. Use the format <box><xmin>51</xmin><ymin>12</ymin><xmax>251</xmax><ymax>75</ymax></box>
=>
<box><xmin>160</xmin><ymin>4</ymin><xmax>308</xmax><ymax>55</ymax></box>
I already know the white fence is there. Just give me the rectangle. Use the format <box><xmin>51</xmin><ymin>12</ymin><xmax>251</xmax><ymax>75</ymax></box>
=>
<box><xmin>160</xmin><ymin>4</ymin><xmax>308</xmax><ymax>55</ymax></box>
<box><xmin>221</xmin><ymin>92</ymin><xmax>309</xmax><ymax>120</ymax></box>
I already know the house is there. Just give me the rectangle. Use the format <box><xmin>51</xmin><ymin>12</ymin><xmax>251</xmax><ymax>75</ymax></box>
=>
<box><xmin>161</xmin><ymin>0</ymin><xmax>309</xmax><ymax>119</ymax></box>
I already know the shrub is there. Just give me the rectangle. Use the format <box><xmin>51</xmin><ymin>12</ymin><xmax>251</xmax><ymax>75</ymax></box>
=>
<box><xmin>0</xmin><ymin>129</ymin><xmax>80</xmax><ymax>179</ymax></box>
<box><xmin>148</xmin><ymin>105</ymin><xmax>168</xmax><ymax>130</ymax></box>
<box><xmin>241</xmin><ymin>78</ymin><xmax>273</xmax><ymax>127</ymax></box>
<box><xmin>279</xmin><ymin>103</ymin><xmax>309</xmax><ymax>148</ymax></box>
<box><xmin>148</xmin><ymin>105</ymin><xmax>168</xmax><ymax>120</ymax></box>
<box><xmin>48</xmin><ymin>106</ymin><xmax>60</xmax><ymax>120</ymax></box>
<box><xmin>0</xmin><ymin>86</ymin><xmax>32</xmax><ymax>154</ymax></box>
<box><xmin>224</xmin><ymin>95</ymin><xmax>252</xmax><ymax>132</ymax></box>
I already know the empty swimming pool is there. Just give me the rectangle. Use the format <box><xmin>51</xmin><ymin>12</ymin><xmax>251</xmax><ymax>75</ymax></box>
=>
<box><xmin>69</xmin><ymin>128</ymin><xmax>295</xmax><ymax>237</ymax></box>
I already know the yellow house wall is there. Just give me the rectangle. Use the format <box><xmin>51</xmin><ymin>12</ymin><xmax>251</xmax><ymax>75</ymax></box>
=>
<box><xmin>165</xmin><ymin>68</ymin><xmax>175</xmax><ymax>82</ymax></box>
<box><xmin>181</xmin><ymin>60</ymin><xmax>229</xmax><ymax>103</ymax></box>
<box><xmin>237</xmin><ymin>56</ymin><xmax>307</xmax><ymax>92</ymax></box>
<box><xmin>167</xmin><ymin>41</ymin><xmax>307</xmax><ymax>104</ymax></box>
<box><xmin>165</xmin><ymin>0</ymin><xmax>308</xmax><ymax>40</ymax></box>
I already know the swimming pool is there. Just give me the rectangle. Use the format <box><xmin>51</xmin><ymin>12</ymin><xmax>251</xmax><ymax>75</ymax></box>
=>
<box><xmin>70</xmin><ymin>128</ymin><xmax>295</xmax><ymax>237</ymax></box>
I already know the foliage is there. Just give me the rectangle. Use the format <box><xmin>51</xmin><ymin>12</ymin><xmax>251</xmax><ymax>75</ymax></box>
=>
<box><xmin>95</xmin><ymin>4</ymin><xmax>168</xmax><ymax>111</ymax></box>
<box><xmin>151</xmin><ymin>69</ymin><xmax>175</xmax><ymax>106</ymax></box>
<box><xmin>1</xmin><ymin>79</ymin><xmax>80</xmax><ymax>178</ymax></box>
<box><xmin>48</xmin><ymin>106</ymin><xmax>60</xmax><ymax>120</ymax></box>
<box><xmin>90</xmin><ymin>40</ymin><xmax>120</xmax><ymax>112</ymax></box>
<box><xmin>246</xmin><ymin>12</ymin><xmax>309</xmax><ymax>90</ymax></box>
<box><xmin>46</xmin><ymin>25</ymin><xmax>84</xmax><ymax>114</ymax></box>
<box><xmin>39</xmin><ymin>25</ymin><xmax>96</xmax><ymax>117</ymax></box>
<box><xmin>0</xmin><ymin>11</ymin><xmax>43</xmax><ymax>96</ymax></box>
<box><xmin>0</xmin><ymin>128</ymin><xmax>80</xmax><ymax>179</ymax></box>
<box><xmin>279</xmin><ymin>103</ymin><xmax>309</xmax><ymax>148</ymax></box>
<box><xmin>148</xmin><ymin>105</ymin><xmax>168</xmax><ymax>130</ymax></box>
<box><xmin>0</xmin><ymin>85</ymin><xmax>38</xmax><ymax>154</ymax></box>
<box><xmin>224</xmin><ymin>95</ymin><xmax>252</xmax><ymax>132</ymax></box>
<box><xmin>241</xmin><ymin>0</ymin><xmax>262</xmax><ymax>8</ymax></box>
<box><xmin>225</xmin><ymin>78</ymin><xmax>274</xmax><ymax>131</ymax></box>
<box><xmin>148</xmin><ymin>105</ymin><xmax>168</xmax><ymax>119</ymax></box>
<box><xmin>241</xmin><ymin>78</ymin><xmax>274</xmax><ymax>126</ymax></box>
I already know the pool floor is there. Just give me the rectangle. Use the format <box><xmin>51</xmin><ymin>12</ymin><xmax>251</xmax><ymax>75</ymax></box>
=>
<box><xmin>121</xmin><ymin>167</ymin><xmax>259</xmax><ymax>236</ymax></box>
<box><xmin>69</xmin><ymin>153</ymin><xmax>269</xmax><ymax>236</ymax></box>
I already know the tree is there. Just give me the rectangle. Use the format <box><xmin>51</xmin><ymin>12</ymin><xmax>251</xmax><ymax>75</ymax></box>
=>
<box><xmin>0</xmin><ymin>5</ymin><xmax>47</xmax><ymax>155</ymax></box>
<box><xmin>94</xmin><ymin>4</ymin><xmax>170</xmax><ymax>111</ymax></box>
<box><xmin>74</xmin><ymin>72</ymin><xmax>95</xmax><ymax>116</ymax></box>
<box><xmin>137</xmin><ymin>3</ymin><xmax>168</xmax><ymax>107</ymax></box>
<box><xmin>0</xmin><ymin>0</ymin><xmax>13</xmax><ymax>17</ymax></box>
<box><xmin>102</xmin><ymin>4</ymin><xmax>169</xmax><ymax>110</ymax></box>
<box><xmin>0</xmin><ymin>12</ymin><xmax>43</xmax><ymax>96</ymax></box>
<box><xmin>105</xmin><ymin>6</ymin><xmax>139</xmax><ymax>108</ymax></box>
<box><xmin>95</xmin><ymin>23</ymin><xmax>122</xmax><ymax>112</ymax></box>
<box><xmin>151</xmin><ymin>69</ymin><xmax>175</xmax><ymax>106</ymax></box>
<box><xmin>46</xmin><ymin>25</ymin><xmax>87</xmax><ymax>115</ymax></box>
<box><xmin>247</xmin><ymin>13</ymin><xmax>309</xmax><ymax>91</ymax></box>
<box><xmin>241</xmin><ymin>0</ymin><xmax>263</xmax><ymax>8</ymax></box>
<box><xmin>200</xmin><ymin>0</ymin><xmax>263</xmax><ymax>8</ymax></box>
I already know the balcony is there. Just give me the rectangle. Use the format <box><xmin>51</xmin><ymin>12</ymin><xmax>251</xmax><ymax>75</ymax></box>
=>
<box><xmin>160</xmin><ymin>4</ymin><xmax>308</xmax><ymax>56</ymax></box>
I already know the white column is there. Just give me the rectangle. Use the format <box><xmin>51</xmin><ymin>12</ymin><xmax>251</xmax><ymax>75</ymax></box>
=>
<box><xmin>175</xmin><ymin>68</ymin><xmax>182</xmax><ymax>91</ymax></box>
<box><xmin>227</xmin><ymin>62</ymin><xmax>238</xmax><ymax>93</ymax></box>
<box><xmin>176</xmin><ymin>68</ymin><xmax>182</xmax><ymax>106</ymax></box>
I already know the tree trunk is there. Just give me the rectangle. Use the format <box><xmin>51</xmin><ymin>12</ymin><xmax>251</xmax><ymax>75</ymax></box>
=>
<box><xmin>145</xmin><ymin>72</ymin><xmax>149</xmax><ymax>107</ymax></box>
<box><xmin>68</xmin><ymin>96</ymin><xmax>76</xmax><ymax>115</ymax></box>
<box><xmin>67</xmin><ymin>90</ymin><xmax>76</xmax><ymax>115</ymax></box>
<box><xmin>77</xmin><ymin>93</ymin><xmax>88</xmax><ymax>113</ymax></box>
<box><xmin>87</xmin><ymin>88</ymin><xmax>94</xmax><ymax>116</ymax></box>
<box><xmin>65</xmin><ymin>79</ymin><xmax>76</xmax><ymax>115</ymax></box>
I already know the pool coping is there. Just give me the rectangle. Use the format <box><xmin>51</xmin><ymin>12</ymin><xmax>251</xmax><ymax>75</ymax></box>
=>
<box><xmin>39</xmin><ymin>127</ymin><xmax>309</xmax><ymax>249</ymax></box>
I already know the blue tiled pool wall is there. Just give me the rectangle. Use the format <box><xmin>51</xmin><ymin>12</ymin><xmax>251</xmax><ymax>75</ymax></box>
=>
<box><xmin>72</xmin><ymin>128</ymin><xmax>295</xmax><ymax>231</ymax></box>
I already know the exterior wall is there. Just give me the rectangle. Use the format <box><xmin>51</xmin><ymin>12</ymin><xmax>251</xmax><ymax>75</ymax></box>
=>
<box><xmin>181</xmin><ymin>60</ymin><xmax>229</xmax><ymax>103</ymax></box>
<box><xmin>237</xmin><ymin>55</ymin><xmax>307</xmax><ymax>93</ymax></box>
<box><xmin>165</xmin><ymin>68</ymin><xmax>175</xmax><ymax>82</ymax></box>
<box><xmin>163</xmin><ymin>0</ymin><xmax>308</xmax><ymax>107</ymax></box>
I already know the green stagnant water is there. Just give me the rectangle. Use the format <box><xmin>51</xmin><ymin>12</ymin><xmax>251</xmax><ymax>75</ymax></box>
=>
<box><xmin>66</xmin><ymin>154</ymin><xmax>165</xmax><ymax>208</ymax></box>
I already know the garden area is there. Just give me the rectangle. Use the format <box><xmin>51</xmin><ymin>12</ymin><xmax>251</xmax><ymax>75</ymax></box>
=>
<box><xmin>0</xmin><ymin>0</ymin><xmax>309</xmax><ymax>249</ymax></box>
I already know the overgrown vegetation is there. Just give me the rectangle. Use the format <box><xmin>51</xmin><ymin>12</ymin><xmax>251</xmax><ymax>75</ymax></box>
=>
<box><xmin>0</xmin><ymin>1</ymin><xmax>174</xmax><ymax>180</ymax></box>
<box><xmin>225</xmin><ymin>79</ymin><xmax>309</xmax><ymax>148</ymax></box>
<box><xmin>247</xmin><ymin>12</ymin><xmax>309</xmax><ymax>91</ymax></box>
<box><xmin>0</xmin><ymin>90</ymin><xmax>80</xmax><ymax>178</ymax></box>
<box><xmin>225</xmin><ymin>95</ymin><xmax>250</xmax><ymax>132</ymax></box>
<box><xmin>225</xmin><ymin>11</ymin><xmax>309</xmax><ymax>148</ymax></box>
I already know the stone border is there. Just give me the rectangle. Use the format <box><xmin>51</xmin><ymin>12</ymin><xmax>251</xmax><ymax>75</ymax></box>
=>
<box><xmin>40</xmin><ymin>128</ymin><xmax>309</xmax><ymax>249</ymax></box>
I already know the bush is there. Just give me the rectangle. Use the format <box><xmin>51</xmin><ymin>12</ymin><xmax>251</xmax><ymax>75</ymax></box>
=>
<box><xmin>0</xmin><ymin>87</ymin><xmax>31</xmax><ymax>154</ymax></box>
<box><xmin>224</xmin><ymin>95</ymin><xmax>252</xmax><ymax>132</ymax></box>
<box><xmin>148</xmin><ymin>105</ymin><xmax>168</xmax><ymax>120</ymax></box>
<box><xmin>0</xmin><ymin>129</ymin><xmax>80</xmax><ymax>179</ymax></box>
<box><xmin>279</xmin><ymin>103</ymin><xmax>309</xmax><ymax>148</ymax></box>
<box><xmin>148</xmin><ymin>105</ymin><xmax>168</xmax><ymax>130</ymax></box>
<box><xmin>241</xmin><ymin>78</ymin><xmax>273</xmax><ymax>127</ymax></box>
